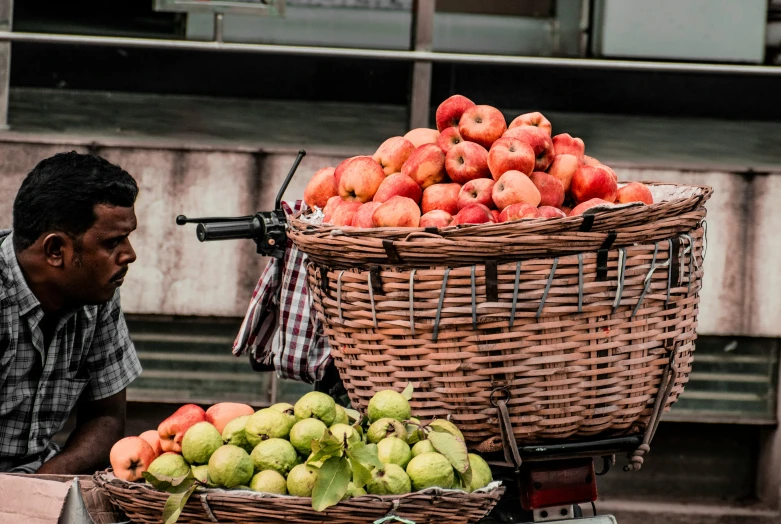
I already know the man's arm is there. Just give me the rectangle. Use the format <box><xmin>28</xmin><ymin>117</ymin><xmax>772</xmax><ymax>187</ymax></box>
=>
<box><xmin>37</xmin><ymin>390</ymin><xmax>126</xmax><ymax>475</ymax></box>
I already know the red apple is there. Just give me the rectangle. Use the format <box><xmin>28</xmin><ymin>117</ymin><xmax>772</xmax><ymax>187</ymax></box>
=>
<box><xmin>158</xmin><ymin>404</ymin><xmax>207</xmax><ymax>453</ymax></box>
<box><xmin>458</xmin><ymin>178</ymin><xmax>496</xmax><ymax>210</ymax></box>
<box><xmin>445</xmin><ymin>141</ymin><xmax>490</xmax><ymax>184</ymax></box>
<box><xmin>537</xmin><ymin>206</ymin><xmax>567</xmax><ymax>219</ymax></box>
<box><xmin>436</xmin><ymin>94</ymin><xmax>476</xmax><ymax>131</ymax></box>
<box><xmin>487</xmin><ymin>136</ymin><xmax>536</xmax><ymax>179</ymax></box>
<box><xmin>571</xmin><ymin>165</ymin><xmax>618</xmax><ymax>204</ymax></box>
<box><xmin>205</xmin><ymin>403</ymin><xmax>255</xmax><ymax>434</ymax></box>
<box><xmin>372</xmin><ymin>196</ymin><xmax>421</xmax><ymax>228</ymax></box>
<box><xmin>583</xmin><ymin>155</ymin><xmax>601</xmax><ymax>166</ymax></box>
<box><xmin>373</xmin><ymin>172</ymin><xmax>423</xmax><ymax>204</ymax></box>
<box><xmin>499</xmin><ymin>203</ymin><xmax>539</xmax><ymax>222</ymax></box>
<box><xmin>491</xmin><ymin>209</ymin><xmax>500</xmax><ymax>222</ymax></box>
<box><xmin>401</xmin><ymin>144</ymin><xmax>447</xmax><ymax>189</ymax></box>
<box><xmin>458</xmin><ymin>105</ymin><xmax>507</xmax><ymax>149</ymax></box>
<box><xmin>338</xmin><ymin>157</ymin><xmax>385</xmax><ymax>202</ymax></box>
<box><xmin>420</xmin><ymin>210</ymin><xmax>453</xmax><ymax>228</ymax></box>
<box><xmin>529</xmin><ymin>171</ymin><xmax>565</xmax><ymax>208</ymax></box>
<box><xmin>110</xmin><ymin>436</ymin><xmax>157</xmax><ymax>482</ymax></box>
<box><xmin>303</xmin><ymin>167</ymin><xmax>338</xmax><ymax>210</ymax></box>
<box><xmin>404</xmin><ymin>128</ymin><xmax>440</xmax><ymax>148</ymax></box>
<box><xmin>139</xmin><ymin>430</ymin><xmax>163</xmax><ymax>458</ymax></box>
<box><xmin>452</xmin><ymin>203</ymin><xmax>495</xmax><ymax>225</ymax></box>
<box><xmin>334</xmin><ymin>155</ymin><xmax>358</xmax><ymax>187</ymax></box>
<box><xmin>547</xmin><ymin>154</ymin><xmax>581</xmax><ymax>194</ymax></box>
<box><xmin>492</xmin><ymin>170</ymin><xmax>542</xmax><ymax>210</ymax></box>
<box><xmin>552</xmin><ymin>133</ymin><xmax>585</xmax><ymax>160</ymax></box>
<box><xmin>437</xmin><ymin>127</ymin><xmax>463</xmax><ymax>154</ymax></box>
<box><xmin>421</xmin><ymin>182</ymin><xmax>461</xmax><ymax>215</ymax></box>
<box><xmin>503</xmin><ymin>126</ymin><xmax>555</xmax><ymax>171</ymax></box>
<box><xmin>373</xmin><ymin>136</ymin><xmax>416</xmax><ymax>176</ymax></box>
<box><xmin>616</xmin><ymin>182</ymin><xmax>653</xmax><ymax>205</ymax></box>
<box><xmin>352</xmin><ymin>201</ymin><xmax>383</xmax><ymax>228</ymax></box>
<box><xmin>597</xmin><ymin>164</ymin><xmax>618</xmax><ymax>182</ymax></box>
<box><xmin>322</xmin><ymin>195</ymin><xmax>342</xmax><ymax>223</ymax></box>
<box><xmin>507</xmin><ymin>112</ymin><xmax>552</xmax><ymax>136</ymax></box>
<box><xmin>569</xmin><ymin>198</ymin><xmax>613</xmax><ymax>216</ymax></box>
<box><xmin>331</xmin><ymin>201</ymin><xmax>363</xmax><ymax>226</ymax></box>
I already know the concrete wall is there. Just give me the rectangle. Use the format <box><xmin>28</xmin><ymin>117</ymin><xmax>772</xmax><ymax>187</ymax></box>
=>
<box><xmin>1</xmin><ymin>141</ymin><xmax>779</xmax><ymax>337</ymax></box>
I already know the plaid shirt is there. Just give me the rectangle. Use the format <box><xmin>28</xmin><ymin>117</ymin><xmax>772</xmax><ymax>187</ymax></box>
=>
<box><xmin>233</xmin><ymin>201</ymin><xmax>331</xmax><ymax>383</ymax></box>
<box><xmin>0</xmin><ymin>230</ymin><xmax>142</xmax><ymax>472</ymax></box>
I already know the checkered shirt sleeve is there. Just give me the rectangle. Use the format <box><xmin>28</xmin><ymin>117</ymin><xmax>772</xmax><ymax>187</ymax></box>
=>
<box><xmin>81</xmin><ymin>289</ymin><xmax>143</xmax><ymax>401</ymax></box>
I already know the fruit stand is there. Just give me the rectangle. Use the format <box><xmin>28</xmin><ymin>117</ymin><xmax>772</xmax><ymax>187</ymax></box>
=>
<box><xmin>96</xmin><ymin>94</ymin><xmax>711</xmax><ymax>523</ymax></box>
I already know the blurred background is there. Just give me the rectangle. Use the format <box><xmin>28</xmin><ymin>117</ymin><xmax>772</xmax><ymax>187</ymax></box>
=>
<box><xmin>0</xmin><ymin>1</ymin><xmax>779</xmax><ymax>522</ymax></box>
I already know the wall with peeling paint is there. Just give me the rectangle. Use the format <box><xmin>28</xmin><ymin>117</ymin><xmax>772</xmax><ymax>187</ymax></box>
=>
<box><xmin>1</xmin><ymin>141</ymin><xmax>778</xmax><ymax>337</ymax></box>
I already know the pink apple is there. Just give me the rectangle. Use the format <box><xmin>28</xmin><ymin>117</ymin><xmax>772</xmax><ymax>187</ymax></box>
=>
<box><xmin>334</xmin><ymin>155</ymin><xmax>359</xmax><ymax>187</ymax></box>
<box><xmin>373</xmin><ymin>172</ymin><xmax>422</xmax><ymax>204</ymax></box>
<box><xmin>303</xmin><ymin>167</ymin><xmax>338</xmax><ymax>210</ymax></box>
<box><xmin>491</xmin><ymin>209</ymin><xmax>500</xmax><ymax>222</ymax></box>
<box><xmin>458</xmin><ymin>105</ymin><xmax>507</xmax><ymax>149</ymax></box>
<box><xmin>499</xmin><ymin>203</ymin><xmax>539</xmax><ymax>222</ymax></box>
<box><xmin>570</xmin><ymin>165</ymin><xmax>618</xmax><ymax>204</ymax></box>
<box><xmin>452</xmin><ymin>203</ymin><xmax>495</xmax><ymax>225</ymax></box>
<box><xmin>421</xmin><ymin>182</ymin><xmax>461</xmax><ymax>215</ymax></box>
<box><xmin>337</xmin><ymin>157</ymin><xmax>385</xmax><ymax>202</ymax></box>
<box><xmin>458</xmin><ymin>178</ymin><xmax>496</xmax><ymax>210</ymax></box>
<box><xmin>507</xmin><ymin>112</ymin><xmax>552</xmax><ymax>135</ymax></box>
<box><xmin>373</xmin><ymin>136</ymin><xmax>416</xmax><ymax>175</ymax></box>
<box><xmin>487</xmin><ymin>136</ymin><xmax>536</xmax><ymax>180</ymax></box>
<box><xmin>437</xmin><ymin>127</ymin><xmax>463</xmax><ymax>154</ymax></box>
<box><xmin>322</xmin><ymin>195</ymin><xmax>342</xmax><ymax>223</ymax></box>
<box><xmin>597</xmin><ymin>164</ymin><xmax>618</xmax><ymax>182</ymax></box>
<box><xmin>529</xmin><ymin>171</ymin><xmax>565</xmax><ymax>208</ymax></box>
<box><xmin>435</xmin><ymin>94</ymin><xmax>476</xmax><ymax>131</ymax></box>
<box><xmin>492</xmin><ymin>170</ymin><xmax>542</xmax><ymax>210</ymax></box>
<box><xmin>352</xmin><ymin>201</ymin><xmax>383</xmax><ymax>228</ymax></box>
<box><xmin>372</xmin><ymin>196</ymin><xmax>421</xmax><ymax>228</ymax></box>
<box><xmin>445</xmin><ymin>141</ymin><xmax>490</xmax><ymax>184</ymax></box>
<box><xmin>552</xmin><ymin>133</ymin><xmax>585</xmax><ymax>160</ymax></box>
<box><xmin>401</xmin><ymin>144</ymin><xmax>447</xmax><ymax>189</ymax></box>
<box><xmin>331</xmin><ymin>201</ymin><xmax>363</xmax><ymax>226</ymax></box>
<box><xmin>616</xmin><ymin>182</ymin><xmax>653</xmax><ymax>205</ymax></box>
<box><xmin>420</xmin><ymin>210</ymin><xmax>453</xmax><ymax>228</ymax></box>
<box><xmin>404</xmin><ymin>128</ymin><xmax>440</xmax><ymax>148</ymax></box>
<box><xmin>503</xmin><ymin>126</ymin><xmax>555</xmax><ymax>171</ymax></box>
<box><xmin>537</xmin><ymin>206</ymin><xmax>567</xmax><ymax>219</ymax></box>
<box><xmin>547</xmin><ymin>154</ymin><xmax>581</xmax><ymax>193</ymax></box>
<box><xmin>569</xmin><ymin>198</ymin><xmax>613</xmax><ymax>216</ymax></box>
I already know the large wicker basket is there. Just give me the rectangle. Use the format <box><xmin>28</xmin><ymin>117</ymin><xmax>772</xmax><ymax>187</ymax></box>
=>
<box><xmin>93</xmin><ymin>470</ymin><xmax>505</xmax><ymax>524</ymax></box>
<box><xmin>296</xmin><ymin>184</ymin><xmax>706</xmax><ymax>451</ymax></box>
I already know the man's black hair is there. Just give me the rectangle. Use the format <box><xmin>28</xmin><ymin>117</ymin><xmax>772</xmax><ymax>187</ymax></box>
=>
<box><xmin>12</xmin><ymin>151</ymin><xmax>139</xmax><ymax>252</ymax></box>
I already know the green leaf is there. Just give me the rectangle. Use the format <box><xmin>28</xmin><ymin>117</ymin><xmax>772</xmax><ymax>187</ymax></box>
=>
<box><xmin>350</xmin><ymin>458</ymin><xmax>372</xmax><ymax>490</ymax></box>
<box><xmin>161</xmin><ymin>481</ymin><xmax>197</xmax><ymax>524</ymax></box>
<box><xmin>312</xmin><ymin>456</ymin><xmax>351</xmax><ymax>512</ymax></box>
<box><xmin>345</xmin><ymin>408</ymin><xmax>361</xmax><ymax>422</ymax></box>
<box><xmin>401</xmin><ymin>383</ymin><xmax>414</xmax><ymax>401</ymax></box>
<box><xmin>428</xmin><ymin>431</ymin><xmax>470</xmax><ymax>475</ymax></box>
<box><xmin>346</xmin><ymin>441</ymin><xmax>384</xmax><ymax>471</ymax></box>
<box><xmin>318</xmin><ymin>428</ymin><xmax>341</xmax><ymax>448</ymax></box>
<box><xmin>142</xmin><ymin>471</ymin><xmax>194</xmax><ymax>492</ymax></box>
<box><xmin>308</xmin><ymin>443</ymin><xmax>343</xmax><ymax>466</ymax></box>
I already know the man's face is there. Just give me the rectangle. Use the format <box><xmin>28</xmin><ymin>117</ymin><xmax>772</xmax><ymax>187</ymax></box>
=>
<box><xmin>65</xmin><ymin>204</ymin><xmax>137</xmax><ymax>305</ymax></box>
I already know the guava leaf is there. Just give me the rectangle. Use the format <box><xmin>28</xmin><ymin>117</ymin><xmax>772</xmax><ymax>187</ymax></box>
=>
<box><xmin>142</xmin><ymin>470</ymin><xmax>194</xmax><ymax>492</ymax></box>
<box><xmin>350</xmin><ymin>458</ymin><xmax>372</xmax><ymax>490</ymax></box>
<box><xmin>308</xmin><ymin>443</ymin><xmax>343</xmax><ymax>466</ymax></box>
<box><xmin>401</xmin><ymin>383</ymin><xmax>414</xmax><ymax>401</ymax></box>
<box><xmin>346</xmin><ymin>441</ymin><xmax>385</xmax><ymax>471</ymax></box>
<box><xmin>161</xmin><ymin>481</ymin><xmax>197</xmax><ymax>524</ymax></box>
<box><xmin>312</xmin><ymin>456</ymin><xmax>351</xmax><ymax>512</ymax></box>
<box><xmin>428</xmin><ymin>431</ymin><xmax>470</xmax><ymax>476</ymax></box>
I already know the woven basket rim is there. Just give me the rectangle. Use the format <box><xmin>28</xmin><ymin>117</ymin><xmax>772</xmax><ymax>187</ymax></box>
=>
<box><xmin>289</xmin><ymin>181</ymin><xmax>712</xmax><ymax>239</ymax></box>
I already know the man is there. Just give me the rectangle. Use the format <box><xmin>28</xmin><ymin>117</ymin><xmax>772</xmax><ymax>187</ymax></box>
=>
<box><xmin>0</xmin><ymin>151</ymin><xmax>142</xmax><ymax>474</ymax></box>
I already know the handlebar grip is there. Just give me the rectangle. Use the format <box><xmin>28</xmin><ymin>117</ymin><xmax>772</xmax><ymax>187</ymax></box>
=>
<box><xmin>197</xmin><ymin>218</ymin><xmax>261</xmax><ymax>241</ymax></box>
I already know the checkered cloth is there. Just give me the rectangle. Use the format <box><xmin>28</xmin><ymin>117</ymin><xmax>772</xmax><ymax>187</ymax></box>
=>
<box><xmin>233</xmin><ymin>201</ymin><xmax>331</xmax><ymax>384</ymax></box>
<box><xmin>0</xmin><ymin>230</ymin><xmax>142</xmax><ymax>472</ymax></box>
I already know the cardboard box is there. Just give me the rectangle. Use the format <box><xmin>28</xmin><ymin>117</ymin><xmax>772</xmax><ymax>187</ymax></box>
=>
<box><xmin>0</xmin><ymin>473</ymin><xmax>127</xmax><ymax>524</ymax></box>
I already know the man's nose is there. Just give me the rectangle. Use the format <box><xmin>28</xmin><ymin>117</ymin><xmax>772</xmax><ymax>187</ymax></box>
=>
<box><xmin>121</xmin><ymin>239</ymin><xmax>137</xmax><ymax>265</ymax></box>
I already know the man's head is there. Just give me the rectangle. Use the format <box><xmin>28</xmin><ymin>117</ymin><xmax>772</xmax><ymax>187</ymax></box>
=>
<box><xmin>13</xmin><ymin>151</ymin><xmax>139</xmax><ymax>307</ymax></box>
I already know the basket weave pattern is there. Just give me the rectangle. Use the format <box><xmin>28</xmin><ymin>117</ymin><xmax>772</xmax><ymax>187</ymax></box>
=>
<box><xmin>308</xmin><ymin>227</ymin><xmax>704</xmax><ymax>449</ymax></box>
<box><xmin>93</xmin><ymin>471</ymin><xmax>504</xmax><ymax>524</ymax></box>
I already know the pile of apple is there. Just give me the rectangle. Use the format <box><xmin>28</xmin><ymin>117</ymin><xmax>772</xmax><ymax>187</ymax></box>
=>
<box><xmin>303</xmin><ymin>94</ymin><xmax>653</xmax><ymax>228</ymax></box>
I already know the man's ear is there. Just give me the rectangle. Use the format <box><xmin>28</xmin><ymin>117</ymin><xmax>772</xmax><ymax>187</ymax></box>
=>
<box><xmin>41</xmin><ymin>233</ymin><xmax>69</xmax><ymax>268</ymax></box>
